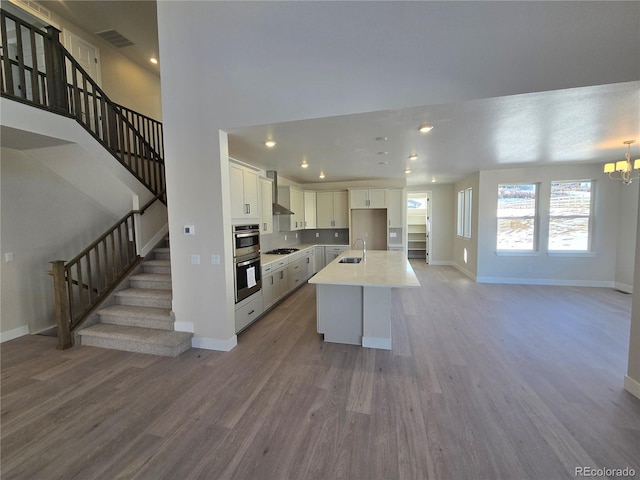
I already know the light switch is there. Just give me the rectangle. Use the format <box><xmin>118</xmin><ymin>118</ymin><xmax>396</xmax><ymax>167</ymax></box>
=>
<box><xmin>390</xmin><ymin>232</ymin><xmax>397</xmax><ymax>238</ymax></box>
<box><xmin>184</xmin><ymin>225</ymin><xmax>195</xmax><ymax>235</ymax></box>
<box><xmin>5</xmin><ymin>252</ymin><xmax>14</xmax><ymax>262</ymax></box>
<box><xmin>191</xmin><ymin>254</ymin><xmax>200</xmax><ymax>265</ymax></box>
<box><xmin>211</xmin><ymin>254</ymin><xmax>221</xmax><ymax>265</ymax></box>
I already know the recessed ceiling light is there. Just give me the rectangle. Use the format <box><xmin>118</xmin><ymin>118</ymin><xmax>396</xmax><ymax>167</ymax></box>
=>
<box><xmin>404</xmin><ymin>167</ymin><xmax>412</xmax><ymax>174</ymax></box>
<box><xmin>265</xmin><ymin>140</ymin><xmax>276</xmax><ymax>148</ymax></box>
<box><xmin>150</xmin><ymin>57</ymin><xmax>158</xmax><ymax>64</ymax></box>
<box><xmin>418</xmin><ymin>125</ymin><xmax>434</xmax><ymax>134</ymax></box>
<box><xmin>319</xmin><ymin>171</ymin><xmax>326</xmax><ymax>179</ymax></box>
<box><xmin>301</xmin><ymin>161</ymin><xmax>309</xmax><ymax>168</ymax></box>
<box><xmin>375</xmin><ymin>136</ymin><xmax>388</xmax><ymax>141</ymax></box>
<box><xmin>409</xmin><ymin>153</ymin><xmax>418</xmax><ymax>161</ymax></box>
<box><xmin>431</xmin><ymin>177</ymin><xmax>437</xmax><ymax>183</ymax></box>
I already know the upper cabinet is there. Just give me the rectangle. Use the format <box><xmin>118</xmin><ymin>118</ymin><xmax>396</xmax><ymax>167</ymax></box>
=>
<box><xmin>230</xmin><ymin>162</ymin><xmax>260</xmax><ymax>223</ymax></box>
<box><xmin>278</xmin><ymin>185</ymin><xmax>305</xmax><ymax>231</ymax></box>
<box><xmin>317</xmin><ymin>191</ymin><xmax>349</xmax><ymax>228</ymax></box>
<box><xmin>387</xmin><ymin>188</ymin><xmax>404</xmax><ymax>228</ymax></box>
<box><xmin>260</xmin><ymin>177</ymin><xmax>273</xmax><ymax>234</ymax></box>
<box><xmin>349</xmin><ymin>188</ymin><xmax>387</xmax><ymax>209</ymax></box>
<box><xmin>304</xmin><ymin>191</ymin><xmax>317</xmax><ymax>229</ymax></box>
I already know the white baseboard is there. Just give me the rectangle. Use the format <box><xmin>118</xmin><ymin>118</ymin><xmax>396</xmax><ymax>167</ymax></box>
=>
<box><xmin>141</xmin><ymin>223</ymin><xmax>169</xmax><ymax>257</ymax></box>
<box><xmin>624</xmin><ymin>375</ymin><xmax>640</xmax><ymax>400</ymax></box>
<box><xmin>192</xmin><ymin>335</ymin><xmax>237</xmax><ymax>351</ymax></box>
<box><xmin>476</xmin><ymin>276</ymin><xmax>615</xmax><ymax>288</ymax></box>
<box><xmin>1</xmin><ymin>325</ymin><xmax>30</xmax><ymax>343</ymax></box>
<box><xmin>614</xmin><ymin>282</ymin><xmax>633</xmax><ymax>294</ymax></box>
<box><xmin>362</xmin><ymin>336</ymin><xmax>391</xmax><ymax>350</ymax></box>
<box><xmin>452</xmin><ymin>263</ymin><xmax>477</xmax><ymax>281</ymax></box>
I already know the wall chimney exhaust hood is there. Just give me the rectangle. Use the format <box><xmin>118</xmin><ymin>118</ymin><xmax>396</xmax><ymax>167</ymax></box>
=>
<box><xmin>266</xmin><ymin>171</ymin><xmax>294</xmax><ymax>215</ymax></box>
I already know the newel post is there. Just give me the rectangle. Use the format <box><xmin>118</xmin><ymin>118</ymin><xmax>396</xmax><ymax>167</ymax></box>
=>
<box><xmin>50</xmin><ymin>260</ymin><xmax>72</xmax><ymax>350</ymax></box>
<box><xmin>44</xmin><ymin>26</ymin><xmax>68</xmax><ymax>114</ymax></box>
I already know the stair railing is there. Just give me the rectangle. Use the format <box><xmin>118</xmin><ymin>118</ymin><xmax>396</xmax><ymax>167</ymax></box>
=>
<box><xmin>49</xmin><ymin>190</ymin><xmax>166</xmax><ymax>350</ymax></box>
<box><xmin>0</xmin><ymin>8</ymin><xmax>166</xmax><ymax>203</ymax></box>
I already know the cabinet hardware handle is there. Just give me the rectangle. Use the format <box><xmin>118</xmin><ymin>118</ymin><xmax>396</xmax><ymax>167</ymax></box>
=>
<box><xmin>264</xmin><ymin>222</ymin><xmax>267</xmax><ymax>231</ymax></box>
<box><xmin>248</xmin><ymin>310</ymin><xmax>255</xmax><ymax>315</ymax></box>
<box><xmin>271</xmin><ymin>277</ymin><xmax>274</xmax><ymax>285</ymax></box>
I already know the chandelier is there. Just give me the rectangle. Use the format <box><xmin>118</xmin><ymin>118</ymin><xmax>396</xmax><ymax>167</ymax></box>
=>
<box><xmin>604</xmin><ymin>140</ymin><xmax>640</xmax><ymax>185</ymax></box>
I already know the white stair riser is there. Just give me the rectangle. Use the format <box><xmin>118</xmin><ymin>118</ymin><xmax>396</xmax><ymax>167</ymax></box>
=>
<box><xmin>143</xmin><ymin>264</ymin><xmax>171</xmax><ymax>274</ymax></box>
<box><xmin>155</xmin><ymin>250</ymin><xmax>171</xmax><ymax>260</ymax></box>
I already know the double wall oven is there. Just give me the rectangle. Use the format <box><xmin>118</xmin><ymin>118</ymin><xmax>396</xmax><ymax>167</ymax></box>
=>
<box><xmin>233</xmin><ymin>224</ymin><xmax>262</xmax><ymax>303</ymax></box>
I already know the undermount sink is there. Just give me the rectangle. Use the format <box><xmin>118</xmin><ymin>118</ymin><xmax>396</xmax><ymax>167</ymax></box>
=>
<box><xmin>339</xmin><ymin>257</ymin><xmax>363</xmax><ymax>264</ymax></box>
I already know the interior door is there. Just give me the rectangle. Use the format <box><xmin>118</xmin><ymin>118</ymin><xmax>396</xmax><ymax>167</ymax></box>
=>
<box><xmin>64</xmin><ymin>30</ymin><xmax>102</xmax><ymax>127</ymax></box>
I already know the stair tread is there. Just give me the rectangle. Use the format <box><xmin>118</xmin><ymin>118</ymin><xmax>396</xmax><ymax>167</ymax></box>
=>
<box><xmin>154</xmin><ymin>247</ymin><xmax>170</xmax><ymax>253</ymax></box>
<box><xmin>115</xmin><ymin>288</ymin><xmax>172</xmax><ymax>298</ymax></box>
<box><xmin>143</xmin><ymin>259</ymin><xmax>170</xmax><ymax>266</ymax></box>
<box><xmin>98</xmin><ymin>304</ymin><xmax>171</xmax><ymax>319</ymax></box>
<box><xmin>130</xmin><ymin>273</ymin><xmax>171</xmax><ymax>281</ymax></box>
<box><xmin>79</xmin><ymin>324</ymin><xmax>192</xmax><ymax>346</ymax></box>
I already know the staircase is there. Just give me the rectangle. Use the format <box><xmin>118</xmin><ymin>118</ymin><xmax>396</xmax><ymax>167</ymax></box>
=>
<box><xmin>78</xmin><ymin>243</ymin><xmax>192</xmax><ymax>357</ymax></box>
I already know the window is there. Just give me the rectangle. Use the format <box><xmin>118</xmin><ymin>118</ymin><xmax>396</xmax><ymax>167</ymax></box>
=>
<box><xmin>548</xmin><ymin>181</ymin><xmax>592</xmax><ymax>251</ymax></box>
<box><xmin>497</xmin><ymin>184</ymin><xmax>538</xmax><ymax>251</ymax></box>
<box><xmin>457</xmin><ymin>188</ymin><xmax>472</xmax><ymax>238</ymax></box>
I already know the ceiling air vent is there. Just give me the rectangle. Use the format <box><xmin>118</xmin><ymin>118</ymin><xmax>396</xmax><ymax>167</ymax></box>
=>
<box><xmin>95</xmin><ymin>29</ymin><xmax>134</xmax><ymax>48</ymax></box>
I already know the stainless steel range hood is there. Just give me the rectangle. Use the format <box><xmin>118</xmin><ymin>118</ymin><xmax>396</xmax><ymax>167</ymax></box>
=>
<box><xmin>266</xmin><ymin>171</ymin><xmax>294</xmax><ymax>215</ymax></box>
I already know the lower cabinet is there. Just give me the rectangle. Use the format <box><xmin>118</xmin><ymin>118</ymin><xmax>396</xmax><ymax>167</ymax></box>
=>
<box><xmin>303</xmin><ymin>249</ymin><xmax>315</xmax><ymax>278</ymax></box>
<box><xmin>315</xmin><ymin>246</ymin><xmax>325</xmax><ymax>271</ymax></box>
<box><xmin>288</xmin><ymin>257</ymin><xmax>305</xmax><ymax>291</ymax></box>
<box><xmin>325</xmin><ymin>245</ymin><xmax>349</xmax><ymax>265</ymax></box>
<box><xmin>263</xmin><ymin>263</ymin><xmax>288</xmax><ymax>311</ymax></box>
<box><xmin>235</xmin><ymin>293</ymin><xmax>264</xmax><ymax>333</ymax></box>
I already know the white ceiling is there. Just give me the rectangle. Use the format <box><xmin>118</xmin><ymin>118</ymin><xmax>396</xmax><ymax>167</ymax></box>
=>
<box><xmin>13</xmin><ymin>1</ymin><xmax>640</xmax><ymax>186</ymax></box>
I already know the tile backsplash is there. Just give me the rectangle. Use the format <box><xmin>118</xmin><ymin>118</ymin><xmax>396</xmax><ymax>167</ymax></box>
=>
<box><xmin>261</xmin><ymin>227</ymin><xmax>349</xmax><ymax>251</ymax></box>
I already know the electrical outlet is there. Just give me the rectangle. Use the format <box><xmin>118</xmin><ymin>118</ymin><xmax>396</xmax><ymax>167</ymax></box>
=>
<box><xmin>295</xmin><ymin>233</ymin><xmax>298</xmax><ymax>238</ymax></box>
<box><xmin>5</xmin><ymin>252</ymin><xmax>14</xmax><ymax>262</ymax></box>
<box><xmin>191</xmin><ymin>254</ymin><xmax>200</xmax><ymax>265</ymax></box>
<box><xmin>211</xmin><ymin>254</ymin><xmax>221</xmax><ymax>265</ymax></box>
<box><xmin>284</xmin><ymin>235</ymin><xmax>287</xmax><ymax>241</ymax></box>
<box><xmin>334</xmin><ymin>232</ymin><xmax>338</xmax><ymax>238</ymax></box>
<box><xmin>315</xmin><ymin>232</ymin><xmax>319</xmax><ymax>238</ymax></box>
<box><xmin>390</xmin><ymin>232</ymin><xmax>397</xmax><ymax>238</ymax></box>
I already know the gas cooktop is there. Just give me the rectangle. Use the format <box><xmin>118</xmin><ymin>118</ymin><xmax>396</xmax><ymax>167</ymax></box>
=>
<box><xmin>265</xmin><ymin>248</ymin><xmax>300</xmax><ymax>255</ymax></box>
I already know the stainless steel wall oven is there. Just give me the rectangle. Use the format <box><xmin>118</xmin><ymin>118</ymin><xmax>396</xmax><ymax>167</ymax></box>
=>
<box><xmin>233</xmin><ymin>225</ymin><xmax>261</xmax><ymax>303</ymax></box>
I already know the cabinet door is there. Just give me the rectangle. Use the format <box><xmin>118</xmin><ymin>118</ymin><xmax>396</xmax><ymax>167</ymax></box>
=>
<box><xmin>368</xmin><ymin>189</ymin><xmax>387</xmax><ymax>208</ymax></box>
<box><xmin>333</xmin><ymin>191</ymin><xmax>349</xmax><ymax>228</ymax></box>
<box><xmin>260</xmin><ymin>178</ymin><xmax>273</xmax><ymax>234</ymax></box>
<box><xmin>262</xmin><ymin>273</ymin><xmax>275</xmax><ymax>309</ymax></box>
<box><xmin>274</xmin><ymin>268</ymin><xmax>287</xmax><ymax>302</ymax></box>
<box><xmin>316</xmin><ymin>192</ymin><xmax>334</xmax><ymax>228</ymax></box>
<box><xmin>387</xmin><ymin>189</ymin><xmax>403</xmax><ymax>228</ymax></box>
<box><xmin>349</xmin><ymin>189</ymin><xmax>368</xmax><ymax>209</ymax></box>
<box><xmin>304</xmin><ymin>191</ymin><xmax>316</xmax><ymax>229</ymax></box>
<box><xmin>314</xmin><ymin>246</ymin><xmax>325</xmax><ymax>271</ymax></box>
<box><xmin>243</xmin><ymin>168</ymin><xmax>259</xmax><ymax>219</ymax></box>
<box><xmin>304</xmin><ymin>254</ymin><xmax>315</xmax><ymax>278</ymax></box>
<box><xmin>292</xmin><ymin>187</ymin><xmax>305</xmax><ymax>230</ymax></box>
<box><xmin>229</xmin><ymin>163</ymin><xmax>246</xmax><ymax>218</ymax></box>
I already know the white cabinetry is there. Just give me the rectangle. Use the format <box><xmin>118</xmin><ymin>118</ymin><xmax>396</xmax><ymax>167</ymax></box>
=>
<box><xmin>324</xmin><ymin>245</ymin><xmax>349</xmax><ymax>265</ymax></box>
<box><xmin>235</xmin><ymin>293</ymin><xmax>264</xmax><ymax>333</ymax></box>
<box><xmin>317</xmin><ymin>191</ymin><xmax>349</xmax><ymax>228</ymax></box>
<box><xmin>304</xmin><ymin>191</ymin><xmax>316</xmax><ymax>229</ymax></box>
<box><xmin>262</xmin><ymin>259</ymin><xmax>288</xmax><ymax>311</ymax></box>
<box><xmin>230</xmin><ymin>162</ymin><xmax>260</xmax><ymax>223</ymax></box>
<box><xmin>278</xmin><ymin>185</ymin><xmax>305</xmax><ymax>231</ymax></box>
<box><xmin>302</xmin><ymin>247</ymin><xmax>315</xmax><ymax>278</ymax></box>
<box><xmin>387</xmin><ymin>189</ymin><xmax>404</xmax><ymax>228</ymax></box>
<box><xmin>349</xmin><ymin>188</ymin><xmax>387</xmax><ymax>209</ymax></box>
<box><xmin>260</xmin><ymin>177</ymin><xmax>273</xmax><ymax>234</ymax></box>
<box><xmin>315</xmin><ymin>246</ymin><xmax>326</xmax><ymax>271</ymax></box>
<box><xmin>287</xmin><ymin>252</ymin><xmax>305</xmax><ymax>291</ymax></box>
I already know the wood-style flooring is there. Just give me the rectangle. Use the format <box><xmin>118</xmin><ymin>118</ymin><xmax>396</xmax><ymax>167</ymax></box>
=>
<box><xmin>2</xmin><ymin>263</ymin><xmax>639</xmax><ymax>479</ymax></box>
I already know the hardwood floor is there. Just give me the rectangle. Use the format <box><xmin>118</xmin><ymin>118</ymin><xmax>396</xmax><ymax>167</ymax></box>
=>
<box><xmin>2</xmin><ymin>263</ymin><xmax>639</xmax><ymax>479</ymax></box>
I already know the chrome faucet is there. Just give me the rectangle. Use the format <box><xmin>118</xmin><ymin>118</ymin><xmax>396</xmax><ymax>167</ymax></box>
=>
<box><xmin>354</xmin><ymin>238</ymin><xmax>366</xmax><ymax>260</ymax></box>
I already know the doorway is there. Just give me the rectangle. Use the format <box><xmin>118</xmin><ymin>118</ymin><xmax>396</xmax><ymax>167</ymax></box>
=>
<box><xmin>407</xmin><ymin>192</ymin><xmax>431</xmax><ymax>263</ymax></box>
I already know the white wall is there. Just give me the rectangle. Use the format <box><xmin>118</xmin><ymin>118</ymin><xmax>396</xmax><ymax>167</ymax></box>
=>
<box><xmin>452</xmin><ymin>174</ymin><xmax>480</xmax><ymax>278</ymax></box>
<box><xmin>476</xmin><ymin>164</ymin><xmax>621</xmax><ymax>286</ymax></box>
<box><xmin>615</xmin><ymin>181</ymin><xmax>639</xmax><ymax>292</ymax></box>
<box><xmin>1</xmin><ymin>147</ymin><xmax>117</xmax><ymax>338</ymax></box>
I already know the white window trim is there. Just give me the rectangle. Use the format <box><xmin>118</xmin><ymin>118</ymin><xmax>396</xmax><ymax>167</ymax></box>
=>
<box><xmin>496</xmin><ymin>183</ymin><xmax>539</xmax><ymax>253</ymax></box>
<box><xmin>547</xmin><ymin>180</ymin><xmax>594</xmax><ymax>253</ymax></box>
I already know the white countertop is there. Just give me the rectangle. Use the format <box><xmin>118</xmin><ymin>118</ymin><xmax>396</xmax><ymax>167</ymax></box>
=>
<box><xmin>261</xmin><ymin>244</ymin><xmax>348</xmax><ymax>267</ymax></box>
<box><xmin>308</xmin><ymin>250</ymin><xmax>421</xmax><ymax>288</ymax></box>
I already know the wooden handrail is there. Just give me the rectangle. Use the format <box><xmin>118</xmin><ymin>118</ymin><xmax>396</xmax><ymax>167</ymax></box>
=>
<box><xmin>51</xmin><ymin>191</ymin><xmax>166</xmax><ymax>348</ymax></box>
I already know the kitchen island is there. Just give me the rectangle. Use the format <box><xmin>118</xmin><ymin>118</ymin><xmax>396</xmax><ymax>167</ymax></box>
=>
<box><xmin>309</xmin><ymin>250</ymin><xmax>420</xmax><ymax>350</ymax></box>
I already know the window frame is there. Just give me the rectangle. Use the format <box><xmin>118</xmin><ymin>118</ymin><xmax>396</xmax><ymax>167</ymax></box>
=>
<box><xmin>547</xmin><ymin>180</ymin><xmax>594</xmax><ymax>253</ymax></box>
<box><xmin>456</xmin><ymin>188</ymin><xmax>472</xmax><ymax>239</ymax></box>
<box><xmin>496</xmin><ymin>183</ymin><xmax>539</xmax><ymax>253</ymax></box>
